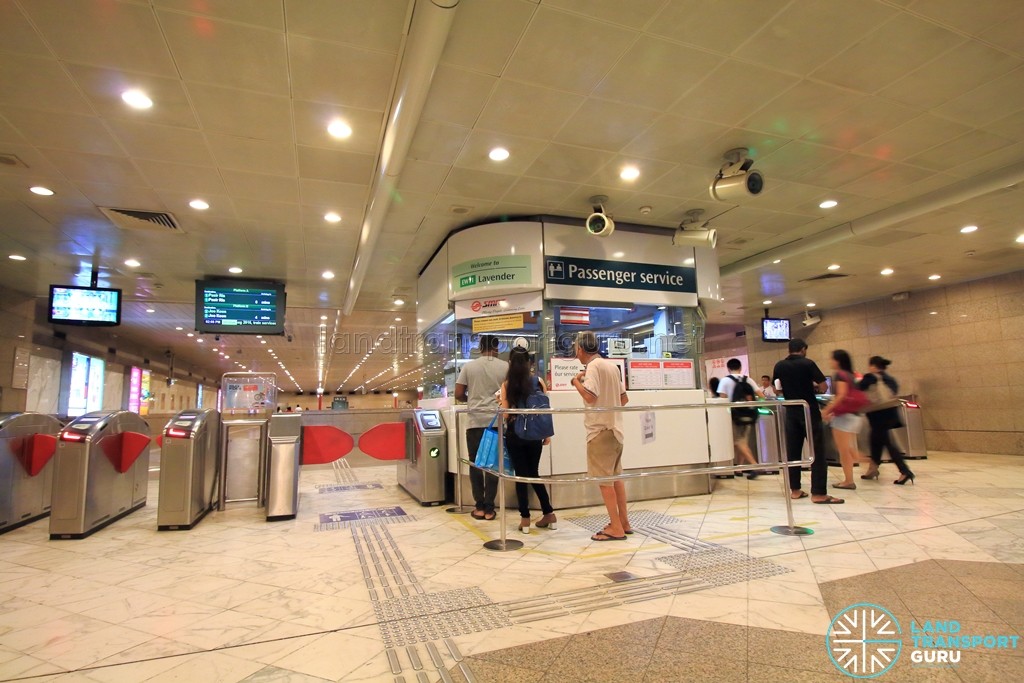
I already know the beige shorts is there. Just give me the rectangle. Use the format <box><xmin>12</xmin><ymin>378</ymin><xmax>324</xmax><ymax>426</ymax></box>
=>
<box><xmin>732</xmin><ymin>422</ymin><xmax>752</xmax><ymax>445</ymax></box>
<box><xmin>587</xmin><ymin>429</ymin><xmax>623</xmax><ymax>479</ymax></box>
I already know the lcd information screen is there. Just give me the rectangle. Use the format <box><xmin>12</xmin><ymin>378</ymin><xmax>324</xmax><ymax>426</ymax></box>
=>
<box><xmin>195</xmin><ymin>279</ymin><xmax>286</xmax><ymax>335</ymax></box>
<box><xmin>762</xmin><ymin>317</ymin><xmax>791</xmax><ymax>342</ymax></box>
<box><xmin>48</xmin><ymin>285</ymin><xmax>122</xmax><ymax>326</ymax></box>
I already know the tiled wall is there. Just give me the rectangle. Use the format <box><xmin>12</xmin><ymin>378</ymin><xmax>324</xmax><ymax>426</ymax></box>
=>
<box><xmin>744</xmin><ymin>270</ymin><xmax>1024</xmax><ymax>455</ymax></box>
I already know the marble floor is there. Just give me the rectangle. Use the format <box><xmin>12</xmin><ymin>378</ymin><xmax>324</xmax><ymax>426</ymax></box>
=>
<box><xmin>1</xmin><ymin>451</ymin><xmax>1023</xmax><ymax>682</ymax></box>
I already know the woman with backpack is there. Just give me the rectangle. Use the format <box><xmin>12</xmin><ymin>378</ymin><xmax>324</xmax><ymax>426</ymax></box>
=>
<box><xmin>821</xmin><ymin>349</ymin><xmax>870</xmax><ymax>490</ymax></box>
<box><xmin>499</xmin><ymin>347</ymin><xmax>556</xmax><ymax>535</ymax></box>
<box><xmin>859</xmin><ymin>356</ymin><xmax>915</xmax><ymax>485</ymax></box>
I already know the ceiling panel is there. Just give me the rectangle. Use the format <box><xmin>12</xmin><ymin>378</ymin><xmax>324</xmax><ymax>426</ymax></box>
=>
<box><xmin>155</xmin><ymin>0</ymin><xmax>284</xmax><ymax>30</ymax></box>
<box><xmin>284</xmin><ymin>0</ymin><xmax>406</xmax><ymax>51</ymax></box>
<box><xmin>106</xmin><ymin>120</ymin><xmax>214</xmax><ymax>166</ymax></box>
<box><xmin>287</xmin><ymin>36</ymin><xmax>397</xmax><ymax>110</ymax></box>
<box><xmin>0</xmin><ymin>54</ymin><xmax>93</xmax><ymax>114</ymax></box>
<box><xmin>440</xmin><ymin>0</ymin><xmax>536</xmax><ymax>76</ymax></box>
<box><xmin>186</xmin><ymin>83</ymin><xmax>293</xmax><ymax>142</ymax></box>
<box><xmin>2</xmin><ymin>108</ymin><xmax>124</xmax><ymax>156</ymax></box>
<box><xmin>476</xmin><ymin>80</ymin><xmax>584</xmax><ymax>139</ymax></box>
<box><xmin>295</xmin><ymin>146</ymin><xmax>376</xmax><ymax>184</ymax></box>
<box><xmin>647</xmin><ymin>0</ymin><xmax>789</xmax><ymax>54</ymax></box>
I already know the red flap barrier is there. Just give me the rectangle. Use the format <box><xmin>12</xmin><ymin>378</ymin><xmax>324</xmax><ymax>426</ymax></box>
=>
<box><xmin>156</xmin><ymin>435</ymin><xmax>164</xmax><ymax>448</ymax></box>
<box><xmin>15</xmin><ymin>433</ymin><xmax>57</xmax><ymax>477</ymax></box>
<box><xmin>99</xmin><ymin>431</ymin><xmax>151</xmax><ymax>473</ymax></box>
<box><xmin>301</xmin><ymin>426</ymin><xmax>354</xmax><ymax>465</ymax></box>
<box><xmin>358</xmin><ymin>423</ymin><xmax>407</xmax><ymax>461</ymax></box>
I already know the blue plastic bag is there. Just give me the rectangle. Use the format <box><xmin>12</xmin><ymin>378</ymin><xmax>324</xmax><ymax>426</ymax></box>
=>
<box><xmin>475</xmin><ymin>417</ymin><xmax>512</xmax><ymax>474</ymax></box>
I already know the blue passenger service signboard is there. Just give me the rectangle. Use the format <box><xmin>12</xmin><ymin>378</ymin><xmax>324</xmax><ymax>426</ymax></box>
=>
<box><xmin>545</xmin><ymin>256</ymin><xmax>696</xmax><ymax>291</ymax></box>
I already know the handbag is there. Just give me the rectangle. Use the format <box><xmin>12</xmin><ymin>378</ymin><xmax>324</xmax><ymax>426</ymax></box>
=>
<box><xmin>864</xmin><ymin>373</ymin><xmax>901</xmax><ymax>413</ymax></box>
<box><xmin>513</xmin><ymin>377</ymin><xmax>555</xmax><ymax>441</ymax></box>
<box><xmin>474</xmin><ymin>417</ymin><xmax>513</xmax><ymax>474</ymax></box>
<box><xmin>833</xmin><ymin>371</ymin><xmax>871</xmax><ymax>416</ymax></box>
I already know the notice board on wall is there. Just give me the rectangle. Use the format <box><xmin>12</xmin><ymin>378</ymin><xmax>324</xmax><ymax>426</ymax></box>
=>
<box><xmin>626</xmin><ymin>359</ymin><xmax>696</xmax><ymax>390</ymax></box>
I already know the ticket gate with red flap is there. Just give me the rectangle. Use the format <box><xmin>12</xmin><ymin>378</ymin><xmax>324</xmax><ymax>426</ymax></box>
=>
<box><xmin>158</xmin><ymin>409</ymin><xmax>219</xmax><ymax>530</ymax></box>
<box><xmin>50</xmin><ymin>411</ymin><xmax>151</xmax><ymax>539</ymax></box>
<box><xmin>0</xmin><ymin>413</ymin><xmax>62</xmax><ymax>534</ymax></box>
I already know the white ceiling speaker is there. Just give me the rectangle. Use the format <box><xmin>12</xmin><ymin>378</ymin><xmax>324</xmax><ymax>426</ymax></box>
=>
<box><xmin>710</xmin><ymin>147</ymin><xmax>765</xmax><ymax>202</ymax></box>
<box><xmin>586</xmin><ymin>194</ymin><xmax>615</xmax><ymax>237</ymax></box>
<box><xmin>673</xmin><ymin>209</ymin><xmax>718</xmax><ymax>248</ymax></box>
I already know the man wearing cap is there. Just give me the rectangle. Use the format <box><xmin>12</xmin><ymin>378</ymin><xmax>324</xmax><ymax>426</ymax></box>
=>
<box><xmin>570</xmin><ymin>331</ymin><xmax>632</xmax><ymax>541</ymax></box>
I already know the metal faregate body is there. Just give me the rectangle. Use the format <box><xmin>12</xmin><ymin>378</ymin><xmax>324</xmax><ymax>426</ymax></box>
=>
<box><xmin>158</xmin><ymin>409</ymin><xmax>219</xmax><ymax>530</ymax></box>
<box><xmin>265</xmin><ymin>413</ymin><xmax>301</xmax><ymax>521</ymax></box>
<box><xmin>50</xmin><ymin>411</ymin><xmax>151</xmax><ymax>540</ymax></box>
<box><xmin>218</xmin><ymin>372</ymin><xmax>277</xmax><ymax>511</ymax></box>
<box><xmin>398</xmin><ymin>409</ymin><xmax>447</xmax><ymax>506</ymax></box>
<box><xmin>0</xmin><ymin>413</ymin><xmax>62</xmax><ymax>534</ymax></box>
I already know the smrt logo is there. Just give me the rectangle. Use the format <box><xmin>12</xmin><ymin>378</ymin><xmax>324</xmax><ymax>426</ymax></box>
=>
<box><xmin>827</xmin><ymin>603</ymin><xmax>902</xmax><ymax>678</ymax></box>
<box><xmin>471</xmin><ymin>301</ymin><xmax>482</xmax><ymax>312</ymax></box>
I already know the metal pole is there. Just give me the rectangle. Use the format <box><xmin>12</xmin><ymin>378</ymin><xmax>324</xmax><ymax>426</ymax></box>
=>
<box><xmin>446</xmin><ymin>410</ymin><xmax>473</xmax><ymax>515</ymax></box>
<box><xmin>771</xmin><ymin>403</ymin><xmax>813</xmax><ymax>537</ymax></box>
<box><xmin>484</xmin><ymin>410</ymin><xmax>522</xmax><ymax>551</ymax></box>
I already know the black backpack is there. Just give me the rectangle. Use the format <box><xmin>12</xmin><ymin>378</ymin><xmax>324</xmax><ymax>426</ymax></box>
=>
<box><xmin>729</xmin><ymin>375</ymin><xmax>759</xmax><ymax>425</ymax></box>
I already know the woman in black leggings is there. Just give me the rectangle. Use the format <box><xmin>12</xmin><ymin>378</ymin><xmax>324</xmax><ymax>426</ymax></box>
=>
<box><xmin>499</xmin><ymin>347</ymin><xmax>556</xmax><ymax>534</ymax></box>
<box><xmin>858</xmin><ymin>356</ymin><xmax>915</xmax><ymax>485</ymax></box>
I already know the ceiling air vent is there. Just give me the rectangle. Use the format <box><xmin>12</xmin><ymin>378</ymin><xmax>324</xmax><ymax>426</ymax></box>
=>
<box><xmin>100</xmin><ymin>207</ymin><xmax>182</xmax><ymax>232</ymax></box>
<box><xmin>800</xmin><ymin>273</ymin><xmax>851</xmax><ymax>282</ymax></box>
<box><xmin>0</xmin><ymin>153</ymin><xmax>29</xmax><ymax>168</ymax></box>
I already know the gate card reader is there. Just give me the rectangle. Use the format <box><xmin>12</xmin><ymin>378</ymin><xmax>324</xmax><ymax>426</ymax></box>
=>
<box><xmin>158</xmin><ymin>409</ymin><xmax>219</xmax><ymax>531</ymax></box>
<box><xmin>398</xmin><ymin>409</ymin><xmax>447</xmax><ymax>506</ymax></box>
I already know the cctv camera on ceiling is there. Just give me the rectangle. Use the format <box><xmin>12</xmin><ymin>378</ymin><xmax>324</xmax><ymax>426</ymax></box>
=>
<box><xmin>710</xmin><ymin>147</ymin><xmax>765</xmax><ymax>202</ymax></box>
<box><xmin>585</xmin><ymin>194</ymin><xmax>614</xmax><ymax>237</ymax></box>
<box><xmin>673</xmin><ymin>209</ymin><xmax>718</xmax><ymax>248</ymax></box>
<box><xmin>801</xmin><ymin>311</ymin><xmax>821</xmax><ymax>328</ymax></box>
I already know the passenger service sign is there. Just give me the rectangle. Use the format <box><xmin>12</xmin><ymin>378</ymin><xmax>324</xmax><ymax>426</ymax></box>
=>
<box><xmin>544</xmin><ymin>255</ymin><xmax>698</xmax><ymax>307</ymax></box>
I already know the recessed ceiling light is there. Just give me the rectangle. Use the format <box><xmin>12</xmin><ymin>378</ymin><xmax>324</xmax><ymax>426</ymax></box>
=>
<box><xmin>1016</xmin><ymin>234</ymin><xmax>1024</xmax><ymax>244</ymax></box>
<box><xmin>806</xmin><ymin>303</ymin><xmax>816</xmax><ymax>308</ymax></box>
<box><xmin>960</xmin><ymin>225</ymin><xmax>977</xmax><ymax>233</ymax></box>
<box><xmin>619</xmin><ymin>165</ymin><xmax>640</xmax><ymax>181</ymax></box>
<box><xmin>488</xmin><ymin>147</ymin><xmax>509</xmax><ymax>161</ymax></box>
<box><xmin>612</xmin><ymin>319</ymin><xmax>620</xmax><ymax>323</ymax></box>
<box><xmin>8</xmin><ymin>254</ymin><xmax>26</xmax><ymax>261</ymax></box>
<box><xmin>29</xmin><ymin>186</ymin><xmax>54</xmax><ymax>196</ymax></box>
<box><xmin>324</xmin><ymin>212</ymin><xmax>341</xmax><ymax>223</ymax></box>
<box><xmin>124</xmin><ymin>258</ymin><xmax>141</xmax><ymax>268</ymax></box>
<box><xmin>683</xmin><ymin>257</ymin><xmax>694</xmax><ymax>266</ymax></box>
<box><xmin>827</xmin><ymin>264</ymin><xmax>841</xmax><ymax>271</ymax></box>
<box><xmin>395</xmin><ymin>317</ymin><xmax>402</xmax><ymax>322</ymax></box>
<box><xmin>260</xmin><ymin>340</ymin><xmax>267</xmax><ymax>344</ymax></box>
<box><xmin>224</xmin><ymin>355</ymin><xmax>230</xmax><ymax>359</ymax></box>
<box><xmin>929</xmin><ymin>311</ymin><xmax>938</xmax><ymax>315</ymax></box>
<box><xmin>928</xmin><ymin>274</ymin><xmax>941</xmax><ymax>280</ymax></box>
<box><xmin>228</xmin><ymin>266</ymin><xmax>243</xmax><ymax>274</ymax></box>
<box><xmin>145</xmin><ymin>308</ymin><xmax>155</xmax><ymax>313</ymax></box>
<box><xmin>880</xmin><ymin>268</ymin><xmax>894</xmax><ymax>276</ymax></box>
<box><xmin>819</xmin><ymin>199</ymin><xmax>838</xmax><ymax>209</ymax></box>
<box><xmin>187</xmin><ymin>332</ymin><xmax>194</xmax><ymax>337</ymax></box>
<box><xmin>612</xmin><ymin>251</ymin><xmax>625</xmax><ymax>258</ymax></box>
<box><xmin>189</xmin><ymin>199</ymin><xmax>209</xmax><ymax>210</ymax></box>
<box><xmin>197</xmin><ymin>338</ymin><xmax>204</xmax><ymax>343</ymax></box>
<box><xmin>322</xmin><ymin>270</ymin><xmax>335</xmax><ymax>280</ymax></box>
<box><xmin>175</xmin><ymin>326</ymin><xmax>183</xmax><ymax>331</ymax></box>
<box><xmin>320</xmin><ymin>315</ymin><xmax>328</xmax><ymax>320</ymax></box>
<box><xmin>762</xmin><ymin>300</ymin><xmax>773</xmax><ymax>305</ymax></box>
<box><xmin>121</xmin><ymin>89</ymin><xmax>153</xmax><ymax>109</ymax></box>
<box><xmin>327</xmin><ymin>119</ymin><xmax>352</xmax><ymax>139</ymax></box>
<box><xmin>772</xmin><ymin>259</ymin><xmax>781</xmax><ymax>264</ymax></box>
<box><xmin>393</xmin><ymin>298</ymin><xmax>405</xmax><ymax>306</ymax></box>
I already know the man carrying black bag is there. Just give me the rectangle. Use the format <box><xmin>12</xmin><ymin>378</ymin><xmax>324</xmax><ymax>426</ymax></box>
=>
<box><xmin>717</xmin><ymin>358</ymin><xmax>764</xmax><ymax>479</ymax></box>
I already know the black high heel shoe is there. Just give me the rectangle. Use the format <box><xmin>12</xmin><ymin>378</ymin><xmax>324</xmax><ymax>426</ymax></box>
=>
<box><xmin>894</xmin><ymin>472</ymin><xmax>915</xmax><ymax>486</ymax></box>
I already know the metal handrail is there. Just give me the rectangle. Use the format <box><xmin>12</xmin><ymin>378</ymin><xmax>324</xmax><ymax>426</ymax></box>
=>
<box><xmin>452</xmin><ymin>399</ymin><xmax>817</xmax><ymax>550</ymax></box>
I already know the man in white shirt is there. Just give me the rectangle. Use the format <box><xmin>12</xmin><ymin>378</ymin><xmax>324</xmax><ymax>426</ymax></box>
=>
<box><xmin>717</xmin><ymin>358</ymin><xmax>765</xmax><ymax>479</ymax></box>
<box><xmin>759</xmin><ymin>375</ymin><xmax>776</xmax><ymax>399</ymax></box>
<box><xmin>455</xmin><ymin>335</ymin><xmax>509</xmax><ymax>520</ymax></box>
<box><xmin>570</xmin><ymin>331</ymin><xmax>631</xmax><ymax>541</ymax></box>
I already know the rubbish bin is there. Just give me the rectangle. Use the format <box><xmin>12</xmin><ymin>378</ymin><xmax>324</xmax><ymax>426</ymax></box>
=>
<box><xmin>266</xmin><ymin>413</ymin><xmax>301</xmax><ymax>521</ymax></box>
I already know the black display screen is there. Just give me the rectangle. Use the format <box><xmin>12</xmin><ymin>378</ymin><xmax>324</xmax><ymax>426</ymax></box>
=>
<box><xmin>48</xmin><ymin>285</ymin><xmax>122</xmax><ymax>326</ymax></box>
<box><xmin>195</xmin><ymin>279</ymin><xmax>286</xmax><ymax>335</ymax></box>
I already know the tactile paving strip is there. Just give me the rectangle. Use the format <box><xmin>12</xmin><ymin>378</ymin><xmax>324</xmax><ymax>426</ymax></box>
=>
<box><xmin>332</xmin><ymin>458</ymin><xmax>359</xmax><ymax>483</ymax></box>
<box><xmin>657</xmin><ymin>547</ymin><xmax>792</xmax><ymax>585</ymax></box>
<box><xmin>375</xmin><ymin>587</ymin><xmax>495</xmax><ymax>622</ymax></box>
<box><xmin>569</xmin><ymin>509</ymin><xmax>685</xmax><ymax>533</ymax></box>
<box><xmin>314</xmin><ymin>515</ymin><xmax>416</xmax><ymax>532</ymax></box>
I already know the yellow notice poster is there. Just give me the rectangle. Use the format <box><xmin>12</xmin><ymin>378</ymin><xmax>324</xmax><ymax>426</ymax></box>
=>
<box><xmin>472</xmin><ymin>313</ymin><xmax>524</xmax><ymax>333</ymax></box>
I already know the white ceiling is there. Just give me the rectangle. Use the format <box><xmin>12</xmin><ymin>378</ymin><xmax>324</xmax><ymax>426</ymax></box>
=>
<box><xmin>0</xmin><ymin>0</ymin><xmax>1022</xmax><ymax>392</ymax></box>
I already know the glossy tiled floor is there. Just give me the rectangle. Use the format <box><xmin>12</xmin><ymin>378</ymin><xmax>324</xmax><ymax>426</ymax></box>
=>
<box><xmin>1</xmin><ymin>452</ymin><xmax>1023</xmax><ymax>682</ymax></box>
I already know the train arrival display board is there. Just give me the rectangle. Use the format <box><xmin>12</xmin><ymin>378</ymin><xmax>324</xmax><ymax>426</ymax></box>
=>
<box><xmin>195</xmin><ymin>279</ymin><xmax>286</xmax><ymax>335</ymax></box>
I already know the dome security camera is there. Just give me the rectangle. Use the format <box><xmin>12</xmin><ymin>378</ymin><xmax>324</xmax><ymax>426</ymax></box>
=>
<box><xmin>710</xmin><ymin>147</ymin><xmax>765</xmax><ymax>202</ymax></box>
<box><xmin>585</xmin><ymin>195</ymin><xmax>614</xmax><ymax>237</ymax></box>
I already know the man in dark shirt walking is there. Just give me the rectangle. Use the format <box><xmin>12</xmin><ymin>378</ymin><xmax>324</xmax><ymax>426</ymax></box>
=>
<box><xmin>773</xmin><ymin>338</ymin><xmax>844</xmax><ymax>504</ymax></box>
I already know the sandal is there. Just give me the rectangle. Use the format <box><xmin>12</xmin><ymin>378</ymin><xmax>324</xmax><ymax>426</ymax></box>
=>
<box><xmin>812</xmin><ymin>496</ymin><xmax>845</xmax><ymax>505</ymax></box>
<box><xmin>833</xmin><ymin>482</ymin><xmax>857</xmax><ymax>490</ymax></box>
<box><xmin>470</xmin><ymin>510</ymin><xmax>486</xmax><ymax>520</ymax></box>
<box><xmin>591</xmin><ymin>532</ymin><xmax>627</xmax><ymax>542</ymax></box>
<box><xmin>483</xmin><ymin>511</ymin><xmax>496</xmax><ymax>521</ymax></box>
<box><xmin>791</xmin><ymin>491</ymin><xmax>809</xmax><ymax>500</ymax></box>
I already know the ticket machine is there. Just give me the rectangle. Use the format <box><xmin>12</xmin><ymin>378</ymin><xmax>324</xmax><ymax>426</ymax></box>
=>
<box><xmin>398</xmin><ymin>409</ymin><xmax>447</xmax><ymax>505</ymax></box>
<box><xmin>50</xmin><ymin>411</ymin><xmax>151</xmax><ymax>539</ymax></box>
<box><xmin>157</xmin><ymin>409</ymin><xmax>219</xmax><ymax>530</ymax></box>
<box><xmin>0</xmin><ymin>413</ymin><xmax>62</xmax><ymax>534</ymax></box>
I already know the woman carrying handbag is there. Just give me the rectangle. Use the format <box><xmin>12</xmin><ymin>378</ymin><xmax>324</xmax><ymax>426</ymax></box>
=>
<box><xmin>859</xmin><ymin>356</ymin><xmax>915</xmax><ymax>485</ymax></box>
<box><xmin>821</xmin><ymin>350</ymin><xmax>871</xmax><ymax>490</ymax></box>
<box><xmin>499</xmin><ymin>347</ymin><xmax>556</xmax><ymax>535</ymax></box>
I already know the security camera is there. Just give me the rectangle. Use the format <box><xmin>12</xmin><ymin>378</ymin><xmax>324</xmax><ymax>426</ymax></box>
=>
<box><xmin>710</xmin><ymin>148</ymin><xmax>765</xmax><ymax>202</ymax></box>
<box><xmin>287</xmin><ymin>334</ymin><xmax>293</xmax><ymax>343</ymax></box>
<box><xmin>673</xmin><ymin>209</ymin><xmax>718</xmax><ymax>248</ymax></box>
<box><xmin>585</xmin><ymin>195</ymin><xmax>614</xmax><ymax>237</ymax></box>
<box><xmin>801</xmin><ymin>312</ymin><xmax>821</xmax><ymax>328</ymax></box>
<box><xmin>214</xmin><ymin>334</ymin><xmax>221</xmax><ymax>342</ymax></box>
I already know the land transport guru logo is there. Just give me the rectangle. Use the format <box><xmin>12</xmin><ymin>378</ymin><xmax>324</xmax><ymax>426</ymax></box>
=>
<box><xmin>827</xmin><ymin>602</ymin><xmax>1021</xmax><ymax>678</ymax></box>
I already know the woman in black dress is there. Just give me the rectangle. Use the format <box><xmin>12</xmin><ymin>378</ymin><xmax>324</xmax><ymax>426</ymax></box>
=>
<box><xmin>858</xmin><ymin>356</ymin><xmax>915</xmax><ymax>485</ymax></box>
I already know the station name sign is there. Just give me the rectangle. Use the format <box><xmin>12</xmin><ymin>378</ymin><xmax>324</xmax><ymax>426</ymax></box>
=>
<box><xmin>545</xmin><ymin>256</ymin><xmax>696</xmax><ymax>293</ymax></box>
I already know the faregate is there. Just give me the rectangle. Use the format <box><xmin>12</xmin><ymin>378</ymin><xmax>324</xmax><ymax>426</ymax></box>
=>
<box><xmin>157</xmin><ymin>409</ymin><xmax>219</xmax><ymax>530</ymax></box>
<box><xmin>50</xmin><ymin>411</ymin><xmax>151</xmax><ymax>539</ymax></box>
<box><xmin>398</xmin><ymin>409</ymin><xmax>447</xmax><ymax>506</ymax></box>
<box><xmin>0</xmin><ymin>413</ymin><xmax>62</xmax><ymax>534</ymax></box>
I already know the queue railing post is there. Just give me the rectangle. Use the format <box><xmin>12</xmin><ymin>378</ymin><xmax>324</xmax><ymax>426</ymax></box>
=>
<box><xmin>445</xmin><ymin>410</ymin><xmax>474</xmax><ymax>515</ymax></box>
<box><xmin>483</xmin><ymin>411</ymin><xmax>523</xmax><ymax>551</ymax></box>
<box><xmin>770</xmin><ymin>401</ymin><xmax>814</xmax><ymax>537</ymax></box>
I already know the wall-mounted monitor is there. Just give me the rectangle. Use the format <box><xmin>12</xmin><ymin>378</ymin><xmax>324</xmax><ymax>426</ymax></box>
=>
<box><xmin>195</xmin><ymin>279</ymin><xmax>286</xmax><ymax>335</ymax></box>
<box><xmin>762</xmin><ymin>317</ymin><xmax>791</xmax><ymax>342</ymax></box>
<box><xmin>48</xmin><ymin>285</ymin><xmax>122</xmax><ymax>326</ymax></box>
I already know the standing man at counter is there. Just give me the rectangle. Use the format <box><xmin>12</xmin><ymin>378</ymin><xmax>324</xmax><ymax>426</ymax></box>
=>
<box><xmin>773</xmin><ymin>338</ymin><xmax>843</xmax><ymax>505</ymax></box>
<box><xmin>455</xmin><ymin>335</ymin><xmax>508</xmax><ymax>521</ymax></box>
<box><xmin>571</xmin><ymin>331</ymin><xmax>632</xmax><ymax>541</ymax></box>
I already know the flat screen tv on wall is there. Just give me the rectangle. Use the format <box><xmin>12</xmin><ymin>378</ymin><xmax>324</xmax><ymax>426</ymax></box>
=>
<box><xmin>48</xmin><ymin>285</ymin><xmax>122</xmax><ymax>326</ymax></box>
<box><xmin>762</xmin><ymin>317</ymin><xmax>791</xmax><ymax>342</ymax></box>
<box><xmin>195</xmin><ymin>279</ymin><xmax>286</xmax><ymax>335</ymax></box>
